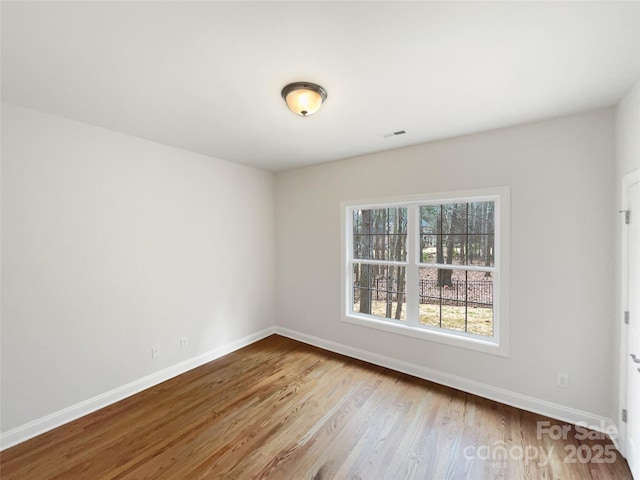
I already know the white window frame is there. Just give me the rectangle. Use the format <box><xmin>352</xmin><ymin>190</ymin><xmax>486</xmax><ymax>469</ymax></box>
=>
<box><xmin>341</xmin><ymin>187</ymin><xmax>510</xmax><ymax>357</ymax></box>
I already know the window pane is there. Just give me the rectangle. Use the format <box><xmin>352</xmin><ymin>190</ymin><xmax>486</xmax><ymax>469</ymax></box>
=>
<box><xmin>420</xmin><ymin>234</ymin><xmax>438</xmax><ymax>263</ymax></box>
<box><xmin>353</xmin><ymin>234</ymin><xmax>370</xmax><ymax>260</ymax></box>
<box><xmin>442</xmin><ymin>203</ymin><xmax>468</xmax><ymax>234</ymax></box>
<box><xmin>466</xmin><ymin>271</ymin><xmax>494</xmax><ymax>336</ymax></box>
<box><xmin>440</xmin><ymin>234</ymin><xmax>466</xmax><ymax>265</ymax></box>
<box><xmin>438</xmin><ymin>267</ymin><xmax>467</xmax><ymax>332</ymax></box>
<box><xmin>418</xmin><ymin>270</ymin><xmax>441</xmax><ymax>328</ymax></box>
<box><xmin>467</xmin><ymin>234</ymin><xmax>494</xmax><ymax>267</ymax></box>
<box><xmin>353</xmin><ymin>208</ymin><xmax>407</xmax><ymax>261</ymax></box>
<box><xmin>420</xmin><ymin>205</ymin><xmax>439</xmax><ymax>234</ymax></box>
<box><xmin>468</xmin><ymin>201</ymin><xmax>495</xmax><ymax>267</ymax></box>
<box><xmin>468</xmin><ymin>201</ymin><xmax>495</xmax><ymax>235</ymax></box>
<box><xmin>352</xmin><ymin>263</ymin><xmax>406</xmax><ymax>320</ymax></box>
<box><xmin>418</xmin><ymin>268</ymin><xmax>493</xmax><ymax>336</ymax></box>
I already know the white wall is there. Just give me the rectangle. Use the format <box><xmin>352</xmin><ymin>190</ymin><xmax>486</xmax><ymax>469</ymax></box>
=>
<box><xmin>614</xmin><ymin>80</ymin><xmax>640</xmax><ymax>435</ymax></box>
<box><xmin>275</xmin><ymin>109</ymin><xmax>616</xmax><ymax>419</ymax></box>
<box><xmin>1</xmin><ymin>104</ymin><xmax>275</xmax><ymax>433</ymax></box>
<box><xmin>616</xmin><ymin>81</ymin><xmax>640</xmax><ymax>178</ymax></box>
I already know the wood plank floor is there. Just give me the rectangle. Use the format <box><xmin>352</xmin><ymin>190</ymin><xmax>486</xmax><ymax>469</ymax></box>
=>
<box><xmin>0</xmin><ymin>335</ymin><xmax>632</xmax><ymax>479</ymax></box>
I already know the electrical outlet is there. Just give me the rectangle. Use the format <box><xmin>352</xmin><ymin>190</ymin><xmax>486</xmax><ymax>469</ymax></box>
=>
<box><xmin>180</xmin><ymin>337</ymin><xmax>188</xmax><ymax>349</ymax></box>
<box><xmin>557</xmin><ymin>372</ymin><xmax>569</xmax><ymax>388</ymax></box>
<box><xmin>151</xmin><ymin>347</ymin><xmax>159</xmax><ymax>359</ymax></box>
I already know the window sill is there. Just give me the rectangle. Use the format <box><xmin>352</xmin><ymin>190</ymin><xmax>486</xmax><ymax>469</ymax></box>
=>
<box><xmin>342</xmin><ymin>313</ymin><xmax>509</xmax><ymax>357</ymax></box>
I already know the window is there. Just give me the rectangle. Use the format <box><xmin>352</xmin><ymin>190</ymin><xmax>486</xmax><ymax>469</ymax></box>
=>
<box><xmin>342</xmin><ymin>187</ymin><xmax>509</xmax><ymax>356</ymax></box>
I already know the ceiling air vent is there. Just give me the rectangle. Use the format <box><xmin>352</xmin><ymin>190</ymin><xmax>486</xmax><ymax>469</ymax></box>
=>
<box><xmin>383</xmin><ymin>130</ymin><xmax>407</xmax><ymax>138</ymax></box>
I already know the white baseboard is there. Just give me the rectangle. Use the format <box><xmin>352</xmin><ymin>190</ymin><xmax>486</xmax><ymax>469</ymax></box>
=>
<box><xmin>275</xmin><ymin>326</ymin><xmax>622</xmax><ymax>451</ymax></box>
<box><xmin>0</xmin><ymin>326</ymin><xmax>276</xmax><ymax>451</ymax></box>
<box><xmin>2</xmin><ymin>325</ymin><xmax>622</xmax><ymax>454</ymax></box>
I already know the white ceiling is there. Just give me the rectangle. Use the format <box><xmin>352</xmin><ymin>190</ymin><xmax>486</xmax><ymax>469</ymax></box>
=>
<box><xmin>2</xmin><ymin>1</ymin><xmax>639</xmax><ymax>172</ymax></box>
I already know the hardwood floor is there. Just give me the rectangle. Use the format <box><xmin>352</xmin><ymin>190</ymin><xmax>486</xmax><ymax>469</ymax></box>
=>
<box><xmin>0</xmin><ymin>335</ymin><xmax>632</xmax><ymax>479</ymax></box>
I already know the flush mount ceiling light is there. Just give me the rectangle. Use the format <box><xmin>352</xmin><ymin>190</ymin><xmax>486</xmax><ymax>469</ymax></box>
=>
<box><xmin>281</xmin><ymin>82</ymin><xmax>327</xmax><ymax>117</ymax></box>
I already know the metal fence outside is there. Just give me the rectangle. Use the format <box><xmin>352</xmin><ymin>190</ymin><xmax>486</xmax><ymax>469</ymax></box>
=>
<box><xmin>353</xmin><ymin>278</ymin><xmax>493</xmax><ymax>308</ymax></box>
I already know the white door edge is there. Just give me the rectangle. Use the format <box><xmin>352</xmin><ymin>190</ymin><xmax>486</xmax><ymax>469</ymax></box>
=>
<box><xmin>616</xmin><ymin>169</ymin><xmax>640</xmax><ymax>464</ymax></box>
<box><xmin>619</xmin><ymin>168</ymin><xmax>640</xmax><ymax>463</ymax></box>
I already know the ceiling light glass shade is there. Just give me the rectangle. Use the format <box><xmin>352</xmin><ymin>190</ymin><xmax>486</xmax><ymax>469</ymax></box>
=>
<box><xmin>281</xmin><ymin>82</ymin><xmax>327</xmax><ymax>116</ymax></box>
